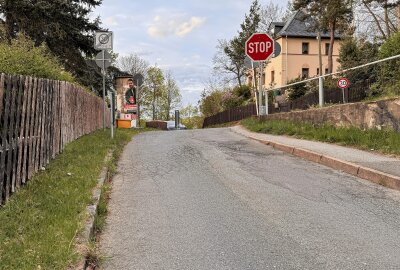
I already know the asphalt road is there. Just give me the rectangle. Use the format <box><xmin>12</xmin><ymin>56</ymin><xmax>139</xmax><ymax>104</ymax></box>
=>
<box><xmin>100</xmin><ymin>128</ymin><xmax>400</xmax><ymax>270</ymax></box>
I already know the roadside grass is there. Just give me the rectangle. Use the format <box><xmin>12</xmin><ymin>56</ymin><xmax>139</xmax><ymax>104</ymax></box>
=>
<box><xmin>241</xmin><ymin>117</ymin><xmax>400</xmax><ymax>156</ymax></box>
<box><xmin>0</xmin><ymin>128</ymin><xmax>150</xmax><ymax>270</ymax></box>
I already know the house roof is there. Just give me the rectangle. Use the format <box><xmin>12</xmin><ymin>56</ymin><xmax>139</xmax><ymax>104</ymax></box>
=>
<box><xmin>273</xmin><ymin>10</ymin><xmax>340</xmax><ymax>39</ymax></box>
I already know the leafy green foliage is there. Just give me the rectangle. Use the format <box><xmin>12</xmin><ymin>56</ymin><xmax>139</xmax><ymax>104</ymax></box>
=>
<box><xmin>199</xmin><ymin>90</ymin><xmax>224</xmax><ymax>117</ymax></box>
<box><xmin>338</xmin><ymin>37</ymin><xmax>379</xmax><ymax>83</ymax></box>
<box><xmin>233</xmin><ymin>85</ymin><xmax>252</xmax><ymax>100</ymax></box>
<box><xmin>162</xmin><ymin>72</ymin><xmax>182</xmax><ymax>120</ymax></box>
<box><xmin>379</xmin><ymin>32</ymin><xmax>400</xmax><ymax>82</ymax></box>
<box><xmin>180</xmin><ymin>104</ymin><xmax>203</xmax><ymax>129</ymax></box>
<box><xmin>0</xmin><ymin>35</ymin><xmax>75</xmax><ymax>82</ymax></box>
<box><xmin>0</xmin><ymin>0</ymin><xmax>103</xmax><ymax>91</ymax></box>
<box><xmin>286</xmin><ymin>77</ymin><xmax>307</xmax><ymax>100</ymax></box>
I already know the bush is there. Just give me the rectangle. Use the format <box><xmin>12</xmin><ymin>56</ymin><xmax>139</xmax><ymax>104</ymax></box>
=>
<box><xmin>379</xmin><ymin>32</ymin><xmax>400</xmax><ymax>81</ymax></box>
<box><xmin>338</xmin><ymin>37</ymin><xmax>379</xmax><ymax>84</ymax></box>
<box><xmin>286</xmin><ymin>77</ymin><xmax>307</xmax><ymax>100</ymax></box>
<box><xmin>0</xmin><ymin>35</ymin><xmax>75</xmax><ymax>82</ymax></box>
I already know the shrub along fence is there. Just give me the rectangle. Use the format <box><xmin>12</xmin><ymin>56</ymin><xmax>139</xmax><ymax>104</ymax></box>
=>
<box><xmin>0</xmin><ymin>73</ymin><xmax>110</xmax><ymax>205</ymax></box>
<box><xmin>203</xmin><ymin>81</ymin><xmax>370</xmax><ymax>128</ymax></box>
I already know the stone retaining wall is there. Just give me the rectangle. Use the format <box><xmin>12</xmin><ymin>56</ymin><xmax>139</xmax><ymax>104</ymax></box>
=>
<box><xmin>260</xmin><ymin>98</ymin><xmax>400</xmax><ymax>131</ymax></box>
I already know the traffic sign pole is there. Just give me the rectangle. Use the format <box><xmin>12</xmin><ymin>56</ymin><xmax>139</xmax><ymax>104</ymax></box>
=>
<box><xmin>265</xmin><ymin>86</ymin><xmax>268</xmax><ymax>116</ymax></box>
<box><xmin>342</xmin><ymin>88</ymin><xmax>346</xmax><ymax>104</ymax></box>
<box><xmin>319</xmin><ymin>76</ymin><xmax>324</xmax><ymax>107</ymax></box>
<box><xmin>109</xmin><ymin>90</ymin><xmax>114</xmax><ymax>139</ymax></box>
<box><xmin>245</xmin><ymin>33</ymin><xmax>274</xmax><ymax>116</ymax></box>
<box><xmin>259</xmin><ymin>62</ymin><xmax>263</xmax><ymax>116</ymax></box>
<box><xmin>251</xmin><ymin>61</ymin><xmax>259</xmax><ymax>116</ymax></box>
<box><xmin>102</xmin><ymin>50</ymin><xmax>106</xmax><ymax>130</ymax></box>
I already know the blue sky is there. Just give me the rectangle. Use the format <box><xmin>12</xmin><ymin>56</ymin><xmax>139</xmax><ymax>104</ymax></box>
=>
<box><xmin>93</xmin><ymin>0</ymin><xmax>287</xmax><ymax>106</ymax></box>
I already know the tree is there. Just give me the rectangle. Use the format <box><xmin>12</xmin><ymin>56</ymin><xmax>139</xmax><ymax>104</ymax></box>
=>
<box><xmin>142</xmin><ymin>66</ymin><xmax>165</xmax><ymax>120</ymax></box>
<box><xmin>162</xmin><ymin>71</ymin><xmax>182</xmax><ymax>120</ymax></box>
<box><xmin>181</xmin><ymin>104</ymin><xmax>202</xmax><ymax>129</ymax></box>
<box><xmin>199</xmin><ymin>89</ymin><xmax>224</xmax><ymax>117</ymax></box>
<box><xmin>118</xmin><ymin>53</ymin><xmax>149</xmax><ymax>77</ymax></box>
<box><xmin>293</xmin><ymin>0</ymin><xmax>353</xmax><ymax>73</ymax></box>
<box><xmin>0</xmin><ymin>0</ymin><xmax>103</xmax><ymax>91</ymax></box>
<box><xmin>213</xmin><ymin>0</ymin><xmax>261</xmax><ymax>87</ymax></box>
<box><xmin>213</xmin><ymin>39</ymin><xmax>244</xmax><ymax>86</ymax></box>
<box><xmin>258</xmin><ymin>2</ymin><xmax>287</xmax><ymax>32</ymax></box>
<box><xmin>377</xmin><ymin>31</ymin><xmax>400</xmax><ymax>88</ymax></box>
<box><xmin>354</xmin><ymin>0</ymin><xmax>399</xmax><ymax>40</ymax></box>
<box><xmin>338</xmin><ymin>36</ymin><xmax>379</xmax><ymax>83</ymax></box>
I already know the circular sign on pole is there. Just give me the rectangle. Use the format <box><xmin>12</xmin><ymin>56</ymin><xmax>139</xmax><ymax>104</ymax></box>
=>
<box><xmin>94</xmin><ymin>31</ymin><xmax>113</xmax><ymax>50</ymax></box>
<box><xmin>273</xmin><ymin>41</ymin><xmax>281</xmax><ymax>58</ymax></box>
<box><xmin>337</xmin><ymin>77</ymin><xmax>349</xmax><ymax>89</ymax></box>
<box><xmin>245</xmin><ymin>33</ymin><xmax>274</xmax><ymax>62</ymax></box>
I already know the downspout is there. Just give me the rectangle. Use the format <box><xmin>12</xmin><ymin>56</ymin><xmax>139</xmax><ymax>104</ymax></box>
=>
<box><xmin>285</xmin><ymin>35</ymin><xmax>288</xmax><ymax>84</ymax></box>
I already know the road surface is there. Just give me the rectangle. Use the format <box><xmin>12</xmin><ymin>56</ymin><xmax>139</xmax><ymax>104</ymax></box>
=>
<box><xmin>100</xmin><ymin>128</ymin><xmax>400</xmax><ymax>270</ymax></box>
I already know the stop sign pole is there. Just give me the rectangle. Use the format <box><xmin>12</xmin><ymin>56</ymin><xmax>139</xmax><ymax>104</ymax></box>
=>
<box><xmin>246</xmin><ymin>33</ymin><xmax>274</xmax><ymax>116</ymax></box>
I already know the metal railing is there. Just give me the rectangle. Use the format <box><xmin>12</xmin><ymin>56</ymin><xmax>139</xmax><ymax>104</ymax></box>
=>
<box><xmin>259</xmin><ymin>53</ymin><xmax>400</xmax><ymax>115</ymax></box>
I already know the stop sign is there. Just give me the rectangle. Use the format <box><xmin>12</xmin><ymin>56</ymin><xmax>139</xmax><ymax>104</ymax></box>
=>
<box><xmin>246</xmin><ymin>33</ymin><xmax>274</xmax><ymax>62</ymax></box>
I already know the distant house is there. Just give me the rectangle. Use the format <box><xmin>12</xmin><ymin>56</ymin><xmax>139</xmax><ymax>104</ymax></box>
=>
<box><xmin>247</xmin><ymin>10</ymin><xmax>342</xmax><ymax>95</ymax></box>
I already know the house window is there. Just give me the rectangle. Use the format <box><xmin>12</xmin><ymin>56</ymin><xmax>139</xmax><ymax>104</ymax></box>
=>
<box><xmin>317</xmin><ymin>68</ymin><xmax>319</xmax><ymax>75</ymax></box>
<box><xmin>271</xmin><ymin>71</ymin><xmax>275</xmax><ymax>83</ymax></box>
<box><xmin>302</xmin><ymin>43</ymin><xmax>309</xmax><ymax>54</ymax></box>
<box><xmin>302</xmin><ymin>68</ymin><xmax>309</xmax><ymax>79</ymax></box>
<box><xmin>325</xmin><ymin>43</ymin><xmax>330</xmax><ymax>55</ymax></box>
<box><xmin>325</xmin><ymin>68</ymin><xmax>329</xmax><ymax>74</ymax></box>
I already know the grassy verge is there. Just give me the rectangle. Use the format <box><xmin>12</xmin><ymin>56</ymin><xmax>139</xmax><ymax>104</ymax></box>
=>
<box><xmin>241</xmin><ymin>117</ymin><xmax>400</xmax><ymax>156</ymax></box>
<box><xmin>0</xmin><ymin>128</ymin><xmax>150</xmax><ymax>270</ymax></box>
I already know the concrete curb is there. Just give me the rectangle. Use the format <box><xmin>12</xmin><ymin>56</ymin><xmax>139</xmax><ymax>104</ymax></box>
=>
<box><xmin>73</xmin><ymin>152</ymin><xmax>112</xmax><ymax>270</ymax></box>
<box><xmin>231</xmin><ymin>126</ymin><xmax>400</xmax><ymax>192</ymax></box>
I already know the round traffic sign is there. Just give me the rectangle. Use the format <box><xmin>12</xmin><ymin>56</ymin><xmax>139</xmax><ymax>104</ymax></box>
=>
<box><xmin>99</xmin><ymin>33</ymin><xmax>110</xmax><ymax>44</ymax></box>
<box><xmin>337</xmin><ymin>78</ymin><xmax>349</xmax><ymax>89</ymax></box>
<box><xmin>245</xmin><ymin>33</ymin><xmax>274</xmax><ymax>62</ymax></box>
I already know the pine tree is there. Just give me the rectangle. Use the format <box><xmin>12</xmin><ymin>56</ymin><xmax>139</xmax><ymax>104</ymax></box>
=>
<box><xmin>293</xmin><ymin>0</ymin><xmax>353</xmax><ymax>73</ymax></box>
<box><xmin>0</xmin><ymin>0</ymin><xmax>103</xmax><ymax>91</ymax></box>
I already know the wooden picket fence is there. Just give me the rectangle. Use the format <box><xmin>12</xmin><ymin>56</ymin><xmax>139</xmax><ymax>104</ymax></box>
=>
<box><xmin>203</xmin><ymin>80</ymin><xmax>371</xmax><ymax>128</ymax></box>
<box><xmin>0</xmin><ymin>73</ymin><xmax>110</xmax><ymax>205</ymax></box>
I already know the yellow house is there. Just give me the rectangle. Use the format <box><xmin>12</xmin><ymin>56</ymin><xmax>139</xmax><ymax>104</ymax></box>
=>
<box><xmin>248</xmin><ymin>10</ymin><xmax>342</xmax><ymax>90</ymax></box>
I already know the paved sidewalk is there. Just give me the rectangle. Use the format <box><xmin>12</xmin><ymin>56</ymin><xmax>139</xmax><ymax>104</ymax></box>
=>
<box><xmin>231</xmin><ymin>125</ymin><xmax>400</xmax><ymax>190</ymax></box>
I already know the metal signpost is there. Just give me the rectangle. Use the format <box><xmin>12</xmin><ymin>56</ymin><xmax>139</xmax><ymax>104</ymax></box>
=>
<box><xmin>94</xmin><ymin>31</ymin><xmax>113</xmax><ymax>136</ymax></box>
<box><xmin>133</xmin><ymin>73</ymin><xmax>144</xmax><ymax>127</ymax></box>
<box><xmin>337</xmin><ymin>77</ymin><xmax>349</xmax><ymax>104</ymax></box>
<box><xmin>245</xmin><ymin>33</ymin><xmax>274</xmax><ymax>116</ymax></box>
<box><xmin>175</xmin><ymin>110</ymin><xmax>180</xmax><ymax>129</ymax></box>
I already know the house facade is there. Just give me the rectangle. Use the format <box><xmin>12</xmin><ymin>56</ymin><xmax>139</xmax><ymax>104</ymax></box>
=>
<box><xmin>247</xmin><ymin>11</ymin><xmax>342</xmax><ymax>91</ymax></box>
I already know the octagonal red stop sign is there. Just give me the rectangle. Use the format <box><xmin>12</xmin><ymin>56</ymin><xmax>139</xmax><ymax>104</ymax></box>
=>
<box><xmin>246</xmin><ymin>33</ymin><xmax>274</xmax><ymax>62</ymax></box>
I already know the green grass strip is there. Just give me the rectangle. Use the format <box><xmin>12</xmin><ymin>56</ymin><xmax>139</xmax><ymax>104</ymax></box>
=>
<box><xmin>0</xmin><ymin>128</ymin><xmax>150</xmax><ymax>270</ymax></box>
<box><xmin>241</xmin><ymin>117</ymin><xmax>400</xmax><ymax>156</ymax></box>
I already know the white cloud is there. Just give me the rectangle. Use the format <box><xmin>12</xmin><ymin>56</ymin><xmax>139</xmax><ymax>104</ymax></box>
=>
<box><xmin>147</xmin><ymin>14</ymin><xmax>206</xmax><ymax>38</ymax></box>
<box><xmin>176</xmin><ymin>17</ymin><xmax>206</xmax><ymax>37</ymax></box>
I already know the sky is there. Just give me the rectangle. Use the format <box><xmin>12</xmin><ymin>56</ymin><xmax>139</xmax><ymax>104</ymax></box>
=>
<box><xmin>93</xmin><ymin>0</ymin><xmax>287</xmax><ymax>106</ymax></box>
